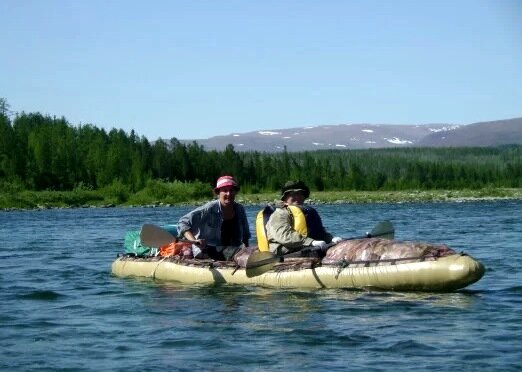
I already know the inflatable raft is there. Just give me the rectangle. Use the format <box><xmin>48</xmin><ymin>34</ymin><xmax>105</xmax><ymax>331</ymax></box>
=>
<box><xmin>112</xmin><ymin>238</ymin><xmax>485</xmax><ymax>292</ymax></box>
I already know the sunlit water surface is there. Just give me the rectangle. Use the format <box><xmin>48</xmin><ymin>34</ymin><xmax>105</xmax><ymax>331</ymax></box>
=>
<box><xmin>1</xmin><ymin>201</ymin><xmax>520</xmax><ymax>371</ymax></box>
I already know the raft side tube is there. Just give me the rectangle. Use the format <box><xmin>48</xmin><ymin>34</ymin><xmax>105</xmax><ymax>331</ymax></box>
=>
<box><xmin>111</xmin><ymin>253</ymin><xmax>485</xmax><ymax>292</ymax></box>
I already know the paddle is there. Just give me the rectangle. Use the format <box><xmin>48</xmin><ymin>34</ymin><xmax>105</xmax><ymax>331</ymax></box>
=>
<box><xmin>245</xmin><ymin>220</ymin><xmax>395</xmax><ymax>277</ymax></box>
<box><xmin>140</xmin><ymin>223</ymin><xmax>194</xmax><ymax>248</ymax></box>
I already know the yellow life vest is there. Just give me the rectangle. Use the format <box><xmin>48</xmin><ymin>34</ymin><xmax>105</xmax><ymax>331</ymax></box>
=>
<box><xmin>256</xmin><ymin>205</ymin><xmax>308</xmax><ymax>251</ymax></box>
<box><xmin>287</xmin><ymin>205</ymin><xmax>308</xmax><ymax>236</ymax></box>
<box><xmin>255</xmin><ymin>206</ymin><xmax>273</xmax><ymax>252</ymax></box>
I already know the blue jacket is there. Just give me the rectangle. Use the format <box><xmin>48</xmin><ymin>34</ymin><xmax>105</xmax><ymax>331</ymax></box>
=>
<box><xmin>177</xmin><ymin>200</ymin><xmax>251</xmax><ymax>247</ymax></box>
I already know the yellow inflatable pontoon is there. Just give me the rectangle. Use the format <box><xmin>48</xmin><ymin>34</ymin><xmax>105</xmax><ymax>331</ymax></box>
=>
<box><xmin>111</xmin><ymin>252</ymin><xmax>484</xmax><ymax>292</ymax></box>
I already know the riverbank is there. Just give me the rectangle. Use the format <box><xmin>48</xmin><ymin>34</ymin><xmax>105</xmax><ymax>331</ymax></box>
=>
<box><xmin>1</xmin><ymin>188</ymin><xmax>521</xmax><ymax>211</ymax></box>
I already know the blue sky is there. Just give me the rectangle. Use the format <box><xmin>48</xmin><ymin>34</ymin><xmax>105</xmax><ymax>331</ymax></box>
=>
<box><xmin>1</xmin><ymin>0</ymin><xmax>521</xmax><ymax>140</ymax></box>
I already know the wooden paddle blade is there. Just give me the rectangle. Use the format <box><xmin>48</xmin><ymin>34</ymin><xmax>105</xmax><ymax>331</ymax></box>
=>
<box><xmin>140</xmin><ymin>224</ymin><xmax>177</xmax><ymax>248</ymax></box>
<box><xmin>369</xmin><ymin>220</ymin><xmax>395</xmax><ymax>239</ymax></box>
<box><xmin>246</xmin><ymin>262</ymin><xmax>276</xmax><ymax>278</ymax></box>
<box><xmin>245</xmin><ymin>251</ymin><xmax>278</xmax><ymax>277</ymax></box>
<box><xmin>246</xmin><ymin>251</ymin><xmax>277</xmax><ymax>268</ymax></box>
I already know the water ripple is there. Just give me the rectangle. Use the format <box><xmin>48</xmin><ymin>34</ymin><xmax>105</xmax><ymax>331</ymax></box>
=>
<box><xmin>0</xmin><ymin>201</ymin><xmax>521</xmax><ymax>371</ymax></box>
<box><xmin>16</xmin><ymin>290</ymin><xmax>65</xmax><ymax>301</ymax></box>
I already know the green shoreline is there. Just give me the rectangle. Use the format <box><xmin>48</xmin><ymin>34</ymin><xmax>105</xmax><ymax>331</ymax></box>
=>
<box><xmin>1</xmin><ymin>188</ymin><xmax>521</xmax><ymax>211</ymax></box>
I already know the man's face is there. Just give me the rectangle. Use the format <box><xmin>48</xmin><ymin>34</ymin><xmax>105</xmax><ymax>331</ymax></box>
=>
<box><xmin>284</xmin><ymin>191</ymin><xmax>305</xmax><ymax>206</ymax></box>
<box><xmin>217</xmin><ymin>186</ymin><xmax>237</xmax><ymax>206</ymax></box>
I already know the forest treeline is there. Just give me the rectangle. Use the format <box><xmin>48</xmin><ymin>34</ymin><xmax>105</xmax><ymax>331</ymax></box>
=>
<box><xmin>1</xmin><ymin>107</ymin><xmax>521</xmax><ymax>195</ymax></box>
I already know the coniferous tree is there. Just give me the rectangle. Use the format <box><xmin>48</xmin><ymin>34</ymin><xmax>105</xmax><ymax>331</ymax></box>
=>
<box><xmin>1</xmin><ymin>104</ymin><xmax>521</xmax><ymax>193</ymax></box>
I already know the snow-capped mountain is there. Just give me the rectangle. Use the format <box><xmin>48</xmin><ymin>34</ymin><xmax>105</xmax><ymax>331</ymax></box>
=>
<box><xmin>181</xmin><ymin>117</ymin><xmax>522</xmax><ymax>152</ymax></box>
<box><xmin>417</xmin><ymin>118</ymin><xmax>522</xmax><ymax>147</ymax></box>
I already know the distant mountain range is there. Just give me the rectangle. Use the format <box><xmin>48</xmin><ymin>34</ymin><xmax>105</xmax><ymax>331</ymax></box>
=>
<box><xmin>181</xmin><ymin>117</ymin><xmax>522</xmax><ymax>152</ymax></box>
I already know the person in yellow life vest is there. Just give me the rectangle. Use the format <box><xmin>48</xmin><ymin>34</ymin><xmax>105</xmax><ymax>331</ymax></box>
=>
<box><xmin>265</xmin><ymin>180</ymin><xmax>343</xmax><ymax>257</ymax></box>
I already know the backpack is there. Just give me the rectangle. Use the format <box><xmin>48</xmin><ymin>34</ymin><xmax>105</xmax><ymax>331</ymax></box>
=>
<box><xmin>123</xmin><ymin>230</ymin><xmax>153</xmax><ymax>257</ymax></box>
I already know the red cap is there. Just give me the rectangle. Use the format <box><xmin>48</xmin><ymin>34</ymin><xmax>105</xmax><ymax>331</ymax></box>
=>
<box><xmin>214</xmin><ymin>175</ymin><xmax>239</xmax><ymax>192</ymax></box>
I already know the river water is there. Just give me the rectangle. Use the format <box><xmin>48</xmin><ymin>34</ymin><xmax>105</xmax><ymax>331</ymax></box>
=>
<box><xmin>1</xmin><ymin>201</ymin><xmax>520</xmax><ymax>371</ymax></box>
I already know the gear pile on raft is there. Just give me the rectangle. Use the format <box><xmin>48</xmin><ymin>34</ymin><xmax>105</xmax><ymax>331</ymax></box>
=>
<box><xmin>111</xmin><ymin>221</ymin><xmax>485</xmax><ymax>292</ymax></box>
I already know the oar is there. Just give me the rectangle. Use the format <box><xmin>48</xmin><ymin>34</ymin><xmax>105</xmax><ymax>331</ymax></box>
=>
<box><xmin>140</xmin><ymin>223</ymin><xmax>194</xmax><ymax>247</ymax></box>
<box><xmin>245</xmin><ymin>220</ymin><xmax>395</xmax><ymax>277</ymax></box>
<box><xmin>363</xmin><ymin>220</ymin><xmax>394</xmax><ymax>240</ymax></box>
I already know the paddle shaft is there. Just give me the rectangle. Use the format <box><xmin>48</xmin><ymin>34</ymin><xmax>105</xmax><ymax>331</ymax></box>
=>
<box><xmin>245</xmin><ymin>220</ymin><xmax>395</xmax><ymax>272</ymax></box>
<box><xmin>287</xmin><ymin>226</ymin><xmax>393</xmax><ymax>257</ymax></box>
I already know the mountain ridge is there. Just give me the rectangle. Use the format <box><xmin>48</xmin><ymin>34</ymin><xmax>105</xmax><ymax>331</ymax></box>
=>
<box><xmin>180</xmin><ymin>117</ymin><xmax>522</xmax><ymax>152</ymax></box>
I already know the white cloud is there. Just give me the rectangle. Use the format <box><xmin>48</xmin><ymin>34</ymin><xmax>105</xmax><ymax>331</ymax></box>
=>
<box><xmin>361</xmin><ymin>129</ymin><xmax>374</xmax><ymax>133</ymax></box>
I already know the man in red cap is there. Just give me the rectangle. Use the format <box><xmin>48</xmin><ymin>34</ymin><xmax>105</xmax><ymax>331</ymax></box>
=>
<box><xmin>178</xmin><ymin>175</ymin><xmax>251</xmax><ymax>261</ymax></box>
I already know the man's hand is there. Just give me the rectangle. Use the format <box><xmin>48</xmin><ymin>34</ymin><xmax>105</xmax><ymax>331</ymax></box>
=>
<box><xmin>331</xmin><ymin>236</ymin><xmax>343</xmax><ymax>244</ymax></box>
<box><xmin>311</xmin><ymin>240</ymin><xmax>328</xmax><ymax>251</ymax></box>
<box><xmin>192</xmin><ymin>239</ymin><xmax>206</xmax><ymax>249</ymax></box>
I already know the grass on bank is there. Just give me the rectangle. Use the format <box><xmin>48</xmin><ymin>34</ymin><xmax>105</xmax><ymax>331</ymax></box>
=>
<box><xmin>1</xmin><ymin>180</ymin><xmax>521</xmax><ymax>210</ymax></box>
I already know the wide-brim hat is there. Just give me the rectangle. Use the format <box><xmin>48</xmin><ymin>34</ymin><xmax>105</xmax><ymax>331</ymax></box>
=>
<box><xmin>281</xmin><ymin>180</ymin><xmax>310</xmax><ymax>200</ymax></box>
<box><xmin>214</xmin><ymin>175</ymin><xmax>240</xmax><ymax>192</ymax></box>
